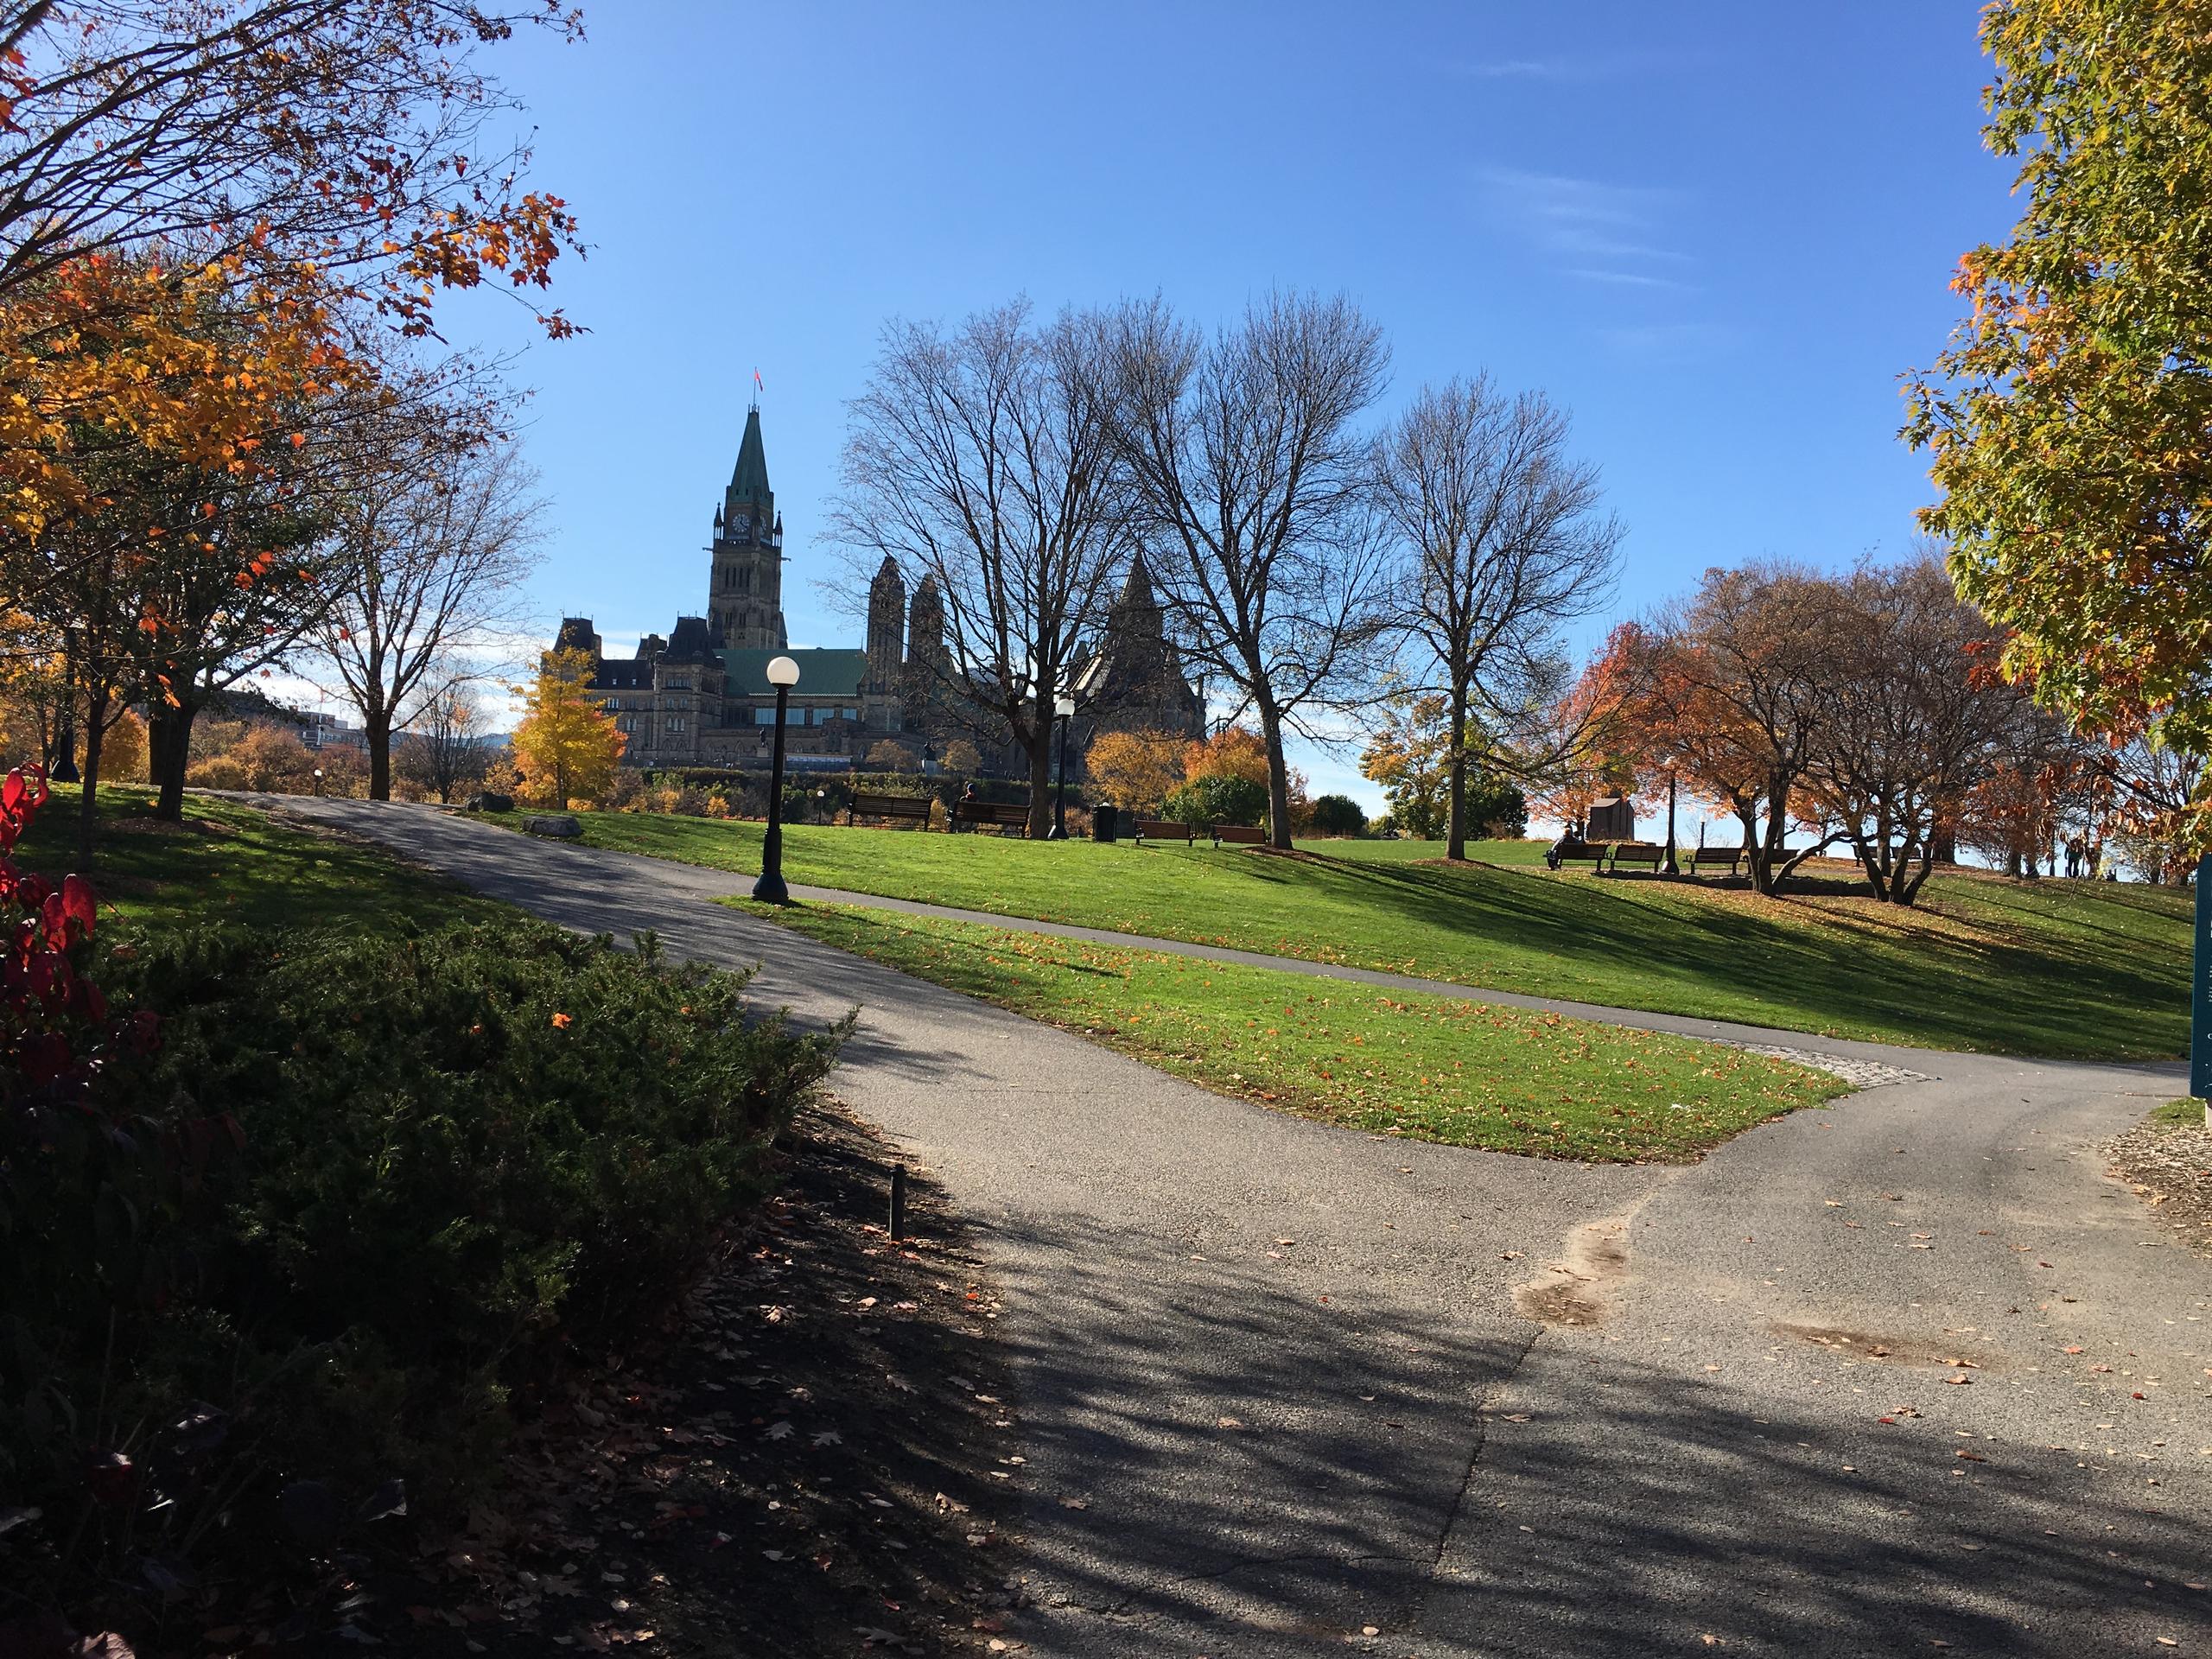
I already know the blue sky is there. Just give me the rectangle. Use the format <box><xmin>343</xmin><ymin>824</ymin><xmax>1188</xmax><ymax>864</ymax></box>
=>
<box><xmin>436</xmin><ymin>2</ymin><xmax>2018</xmax><ymax>809</ymax></box>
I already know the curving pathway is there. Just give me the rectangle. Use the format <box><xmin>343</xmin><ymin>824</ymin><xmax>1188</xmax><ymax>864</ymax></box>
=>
<box><xmin>264</xmin><ymin>799</ymin><xmax>2208</xmax><ymax>1658</ymax></box>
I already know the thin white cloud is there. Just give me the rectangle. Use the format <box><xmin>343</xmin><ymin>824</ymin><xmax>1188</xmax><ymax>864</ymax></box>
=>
<box><xmin>1567</xmin><ymin>268</ymin><xmax>1694</xmax><ymax>291</ymax></box>
<box><xmin>1478</xmin><ymin>166</ymin><xmax>1697</xmax><ymax>292</ymax></box>
<box><xmin>1460</xmin><ymin>58</ymin><xmax>1573</xmax><ymax>80</ymax></box>
<box><xmin>1451</xmin><ymin>49</ymin><xmax>1713</xmax><ymax>84</ymax></box>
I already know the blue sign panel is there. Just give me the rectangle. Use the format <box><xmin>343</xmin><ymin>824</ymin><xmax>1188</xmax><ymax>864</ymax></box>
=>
<box><xmin>2196</xmin><ymin>854</ymin><xmax>2212</xmax><ymax>1101</ymax></box>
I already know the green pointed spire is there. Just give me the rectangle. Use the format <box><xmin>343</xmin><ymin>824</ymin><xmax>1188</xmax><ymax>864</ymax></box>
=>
<box><xmin>729</xmin><ymin>407</ymin><xmax>771</xmax><ymax>502</ymax></box>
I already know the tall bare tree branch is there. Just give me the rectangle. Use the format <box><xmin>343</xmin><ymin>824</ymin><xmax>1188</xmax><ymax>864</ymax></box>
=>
<box><xmin>312</xmin><ymin>427</ymin><xmax>540</xmax><ymax>798</ymax></box>
<box><xmin>1102</xmin><ymin>290</ymin><xmax>1391</xmax><ymax>849</ymax></box>
<box><xmin>1376</xmin><ymin>376</ymin><xmax>1622</xmax><ymax>859</ymax></box>
<box><xmin>830</xmin><ymin>299</ymin><xmax>1131</xmax><ymax>836</ymax></box>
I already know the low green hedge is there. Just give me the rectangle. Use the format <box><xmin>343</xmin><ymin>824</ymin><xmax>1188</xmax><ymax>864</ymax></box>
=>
<box><xmin>1163</xmin><ymin>772</ymin><xmax>1269</xmax><ymax>829</ymax></box>
<box><xmin>642</xmin><ymin>767</ymin><xmax>1040</xmax><ymax>819</ymax></box>
<box><xmin>1</xmin><ymin>918</ymin><xmax>842</xmax><ymax>1630</ymax></box>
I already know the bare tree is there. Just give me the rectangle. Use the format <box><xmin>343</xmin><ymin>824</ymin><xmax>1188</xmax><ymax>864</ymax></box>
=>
<box><xmin>2095</xmin><ymin>731</ymin><xmax>2210</xmax><ymax>883</ymax></box>
<box><xmin>831</xmin><ymin>300</ymin><xmax>1130</xmax><ymax>836</ymax></box>
<box><xmin>315</xmin><ymin>433</ymin><xmax>541</xmax><ymax>798</ymax></box>
<box><xmin>1957</xmin><ymin>695</ymin><xmax>2099</xmax><ymax>879</ymax></box>
<box><xmin>1800</xmin><ymin>556</ymin><xmax>2022</xmax><ymax>904</ymax></box>
<box><xmin>1102</xmin><ymin>291</ymin><xmax>1391</xmax><ymax>849</ymax></box>
<box><xmin>396</xmin><ymin>678</ymin><xmax>489</xmax><ymax>804</ymax></box>
<box><xmin>1375</xmin><ymin>377</ymin><xmax>1622</xmax><ymax>860</ymax></box>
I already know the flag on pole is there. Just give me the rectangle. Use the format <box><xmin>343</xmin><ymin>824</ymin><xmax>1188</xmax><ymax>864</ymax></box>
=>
<box><xmin>753</xmin><ymin>368</ymin><xmax>764</xmax><ymax>392</ymax></box>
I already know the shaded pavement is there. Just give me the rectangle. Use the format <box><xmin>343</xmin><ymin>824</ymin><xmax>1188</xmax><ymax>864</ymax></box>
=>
<box><xmin>263</xmin><ymin>800</ymin><xmax>2209</xmax><ymax>1657</ymax></box>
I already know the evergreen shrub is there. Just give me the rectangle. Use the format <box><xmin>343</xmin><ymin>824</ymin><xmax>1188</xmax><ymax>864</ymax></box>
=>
<box><xmin>3</xmin><ymin>906</ymin><xmax>841</xmax><ymax>1624</ymax></box>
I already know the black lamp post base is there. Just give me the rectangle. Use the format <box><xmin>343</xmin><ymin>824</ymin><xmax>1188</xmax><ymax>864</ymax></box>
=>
<box><xmin>756</xmin><ymin>683</ymin><xmax>794</xmax><ymax>904</ymax></box>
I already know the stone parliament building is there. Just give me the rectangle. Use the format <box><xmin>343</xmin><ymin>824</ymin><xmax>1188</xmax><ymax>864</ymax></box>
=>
<box><xmin>550</xmin><ymin>408</ymin><xmax>1204</xmax><ymax>774</ymax></box>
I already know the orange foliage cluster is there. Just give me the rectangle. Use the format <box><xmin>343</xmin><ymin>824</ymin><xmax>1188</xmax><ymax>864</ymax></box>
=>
<box><xmin>0</xmin><ymin>253</ymin><xmax>361</xmax><ymax>540</ymax></box>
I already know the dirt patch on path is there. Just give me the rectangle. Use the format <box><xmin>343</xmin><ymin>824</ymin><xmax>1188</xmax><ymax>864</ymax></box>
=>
<box><xmin>1515</xmin><ymin>1212</ymin><xmax>1636</xmax><ymax>1327</ymax></box>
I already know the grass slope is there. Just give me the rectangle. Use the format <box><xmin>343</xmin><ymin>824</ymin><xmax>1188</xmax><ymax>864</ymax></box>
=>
<box><xmin>543</xmin><ymin>812</ymin><xmax>2190</xmax><ymax>1059</ymax></box>
<box><xmin>756</xmin><ymin>900</ymin><xmax>1842</xmax><ymax>1161</ymax></box>
<box><xmin>19</xmin><ymin>785</ymin><xmax>506</xmax><ymax>933</ymax></box>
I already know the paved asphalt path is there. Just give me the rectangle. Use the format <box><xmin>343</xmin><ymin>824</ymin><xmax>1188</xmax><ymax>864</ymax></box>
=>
<box><xmin>264</xmin><ymin>800</ymin><xmax>2209</xmax><ymax>1658</ymax></box>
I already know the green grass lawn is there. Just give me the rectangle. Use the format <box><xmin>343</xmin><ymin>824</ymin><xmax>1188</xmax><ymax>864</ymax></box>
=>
<box><xmin>16</xmin><ymin>785</ymin><xmax>507</xmax><ymax>935</ymax></box>
<box><xmin>753</xmin><ymin>900</ymin><xmax>1842</xmax><ymax>1161</ymax></box>
<box><xmin>528</xmin><ymin>811</ymin><xmax>2190</xmax><ymax>1059</ymax></box>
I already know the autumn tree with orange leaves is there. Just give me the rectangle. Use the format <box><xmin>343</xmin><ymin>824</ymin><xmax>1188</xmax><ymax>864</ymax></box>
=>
<box><xmin>1583</xmin><ymin>566</ymin><xmax>1845</xmax><ymax>895</ymax></box>
<box><xmin>0</xmin><ymin>1</ymin><xmax>582</xmax><ymax>542</ymax></box>
<box><xmin>1520</xmin><ymin>643</ymin><xmax>1644</xmax><ymax>842</ymax></box>
<box><xmin>1907</xmin><ymin>0</ymin><xmax>2212</xmax><ymax>861</ymax></box>
<box><xmin>0</xmin><ymin>1</ymin><xmax>581</xmax><ymax>855</ymax></box>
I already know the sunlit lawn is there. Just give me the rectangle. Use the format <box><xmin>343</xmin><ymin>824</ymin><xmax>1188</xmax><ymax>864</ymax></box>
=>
<box><xmin>17</xmin><ymin>785</ymin><xmax>507</xmax><ymax>935</ymax></box>
<box><xmin>753</xmin><ymin>900</ymin><xmax>1843</xmax><ymax>1162</ymax></box>
<box><xmin>535</xmin><ymin>810</ymin><xmax>2191</xmax><ymax>1060</ymax></box>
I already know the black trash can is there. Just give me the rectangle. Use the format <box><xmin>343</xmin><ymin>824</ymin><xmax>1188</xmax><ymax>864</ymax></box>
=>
<box><xmin>1092</xmin><ymin>802</ymin><xmax>1119</xmax><ymax>842</ymax></box>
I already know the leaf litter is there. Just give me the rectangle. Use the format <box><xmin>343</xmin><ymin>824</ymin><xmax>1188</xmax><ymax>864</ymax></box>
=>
<box><xmin>273</xmin><ymin>1102</ymin><xmax>1021</xmax><ymax>1657</ymax></box>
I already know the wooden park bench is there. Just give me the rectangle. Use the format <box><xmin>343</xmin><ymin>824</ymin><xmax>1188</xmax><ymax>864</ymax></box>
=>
<box><xmin>848</xmin><ymin>790</ymin><xmax>933</xmax><ymax>829</ymax></box>
<box><xmin>952</xmin><ymin>798</ymin><xmax>1032</xmax><ymax>836</ymax></box>
<box><xmin>1132</xmin><ymin>817</ymin><xmax>1194</xmax><ymax>844</ymax></box>
<box><xmin>1607</xmin><ymin>841</ymin><xmax>1667</xmax><ymax>874</ymax></box>
<box><xmin>1211</xmin><ymin>823</ymin><xmax>1268</xmax><ymax>848</ymax></box>
<box><xmin>1689</xmin><ymin>843</ymin><xmax>1746</xmax><ymax>877</ymax></box>
<box><xmin>1545</xmin><ymin>839</ymin><xmax>1610</xmax><ymax>871</ymax></box>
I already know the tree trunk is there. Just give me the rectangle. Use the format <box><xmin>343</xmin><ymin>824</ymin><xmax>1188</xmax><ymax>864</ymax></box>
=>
<box><xmin>75</xmin><ymin>691</ymin><xmax>107</xmax><ymax>868</ymax></box>
<box><xmin>147</xmin><ymin>698</ymin><xmax>199</xmax><ymax>820</ymax></box>
<box><xmin>1896</xmin><ymin>840</ymin><xmax>1936</xmax><ymax>905</ymax></box>
<box><xmin>1025</xmin><ymin>728</ymin><xmax>1054</xmax><ymax>839</ymax></box>
<box><xmin>1444</xmin><ymin>690</ymin><xmax>1468</xmax><ymax>861</ymax></box>
<box><xmin>1748</xmin><ymin>788</ymin><xmax>1791</xmax><ymax>897</ymax></box>
<box><xmin>1849</xmin><ymin>833</ymin><xmax>1886</xmax><ymax>899</ymax></box>
<box><xmin>367</xmin><ymin>709</ymin><xmax>394</xmax><ymax>801</ymax></box>
<box><xmin>1257</xmin><ymin>698</ymin><xmax>1293</xmax><ymax>850</ymax></box>
<box><xmin>1734</xmin><ymin>804</ymin><xmax>1770</xmax><ymax>898</ymax></box>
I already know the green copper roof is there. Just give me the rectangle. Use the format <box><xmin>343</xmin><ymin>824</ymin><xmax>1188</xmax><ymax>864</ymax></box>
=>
<box><xmin>718</xmin><ymin>646</ymin><xmax>868</xmax><ymax>696</ymax></box>
<box><xmin>729</xmin><ymin>407</ymin><xmax>771</xmax><ymax>502</ymax></box>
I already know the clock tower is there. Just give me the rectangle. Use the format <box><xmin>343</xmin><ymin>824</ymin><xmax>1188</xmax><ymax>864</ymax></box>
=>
<box><xmin>708</xmin><ymin>405</ymin><xmax>786</xmax><ymax>650</ymax></box>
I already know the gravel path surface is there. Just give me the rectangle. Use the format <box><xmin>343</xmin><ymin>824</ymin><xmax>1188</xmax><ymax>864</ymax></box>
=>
<box><xmin>262</xmin><ymin>800</ymin><xmax>2209</xmax><ymax>1658</ymax></box>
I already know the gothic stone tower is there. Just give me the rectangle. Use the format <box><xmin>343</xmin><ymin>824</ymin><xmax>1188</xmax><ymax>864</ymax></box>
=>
<box><xmin>864</xmin><ymin>555</ymin><xmax>906</xmax><ymax>712</ymax></box>
<box><xmin>902</xmin><ymin>573</ymin><xmax>947</xmax><ymax>730</ymax></box>
<box><xmin>708</xmin><ymin>407</ymin><xmax>787</xmax><ymax>650</ymax></box>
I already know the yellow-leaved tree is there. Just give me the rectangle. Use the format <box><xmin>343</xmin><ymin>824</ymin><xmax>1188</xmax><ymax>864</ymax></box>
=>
<box><xmin>1084</xmin><ymin>728</ymin><xmax>1187</xmax><ymax>813</ymax></box>
<box><xmin>1906</xmin><ymin>0</ymin><xmax>2212</xmax><ymax>855</ymax></box>
<box><xmin>512</xmin><ymin>649</ymin><xmax>624</xmax><ymax>807</ymax></box>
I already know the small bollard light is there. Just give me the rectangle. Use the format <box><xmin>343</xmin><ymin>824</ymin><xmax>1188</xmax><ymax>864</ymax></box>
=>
<box><xmin>888</xmin><ymin>1161</ymin><xmax>908</xmax><ymax>1241</ymax></box>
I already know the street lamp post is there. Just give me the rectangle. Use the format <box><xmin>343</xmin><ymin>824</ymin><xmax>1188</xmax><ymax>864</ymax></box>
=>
<box><xmin>313</xmin><ymin>766</ymin><xmax>325</xmax><ymax>798</ymax></box>
<box><xmin>1048</xmin><ymin>693</ymin><xmax>1075</xmax><ymax>840</ymax></box>
<box><xmin>754</xmin><ymin>655</ymin><xmax>800</xmax><ymax>903</ymax></box>
<box><xmin>1661</xmin><ymin>756</ymin><xmax>1679</xmax><ymax>874</ymax></box>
